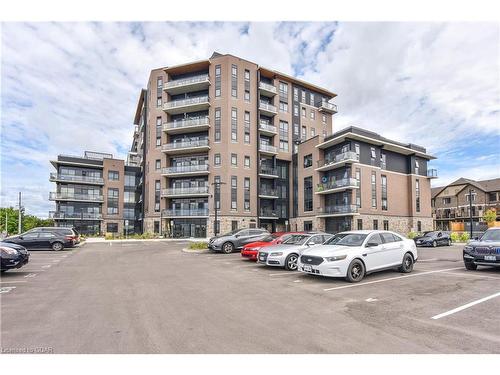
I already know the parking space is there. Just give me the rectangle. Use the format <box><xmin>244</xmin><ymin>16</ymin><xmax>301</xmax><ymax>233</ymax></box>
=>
<box><xmin>1</xmin><ymin>242</ymin><xmax>498</xmax><ymax>353</ymax></box>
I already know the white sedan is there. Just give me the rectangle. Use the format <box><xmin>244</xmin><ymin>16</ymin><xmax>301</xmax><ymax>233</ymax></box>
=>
<box><xmin>297</xmin><ymin>230</ymin><xmax>418</xmax><ymax>282</ymax></box>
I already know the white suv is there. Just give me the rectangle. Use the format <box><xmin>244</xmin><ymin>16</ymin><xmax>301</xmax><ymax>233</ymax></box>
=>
<box><xmin>298</xmin><ymin>230</ymin><xmax>417</xmax><ymax>282</ymax></box>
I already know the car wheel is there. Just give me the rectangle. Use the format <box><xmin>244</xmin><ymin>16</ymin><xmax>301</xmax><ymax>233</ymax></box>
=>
<box><xmin>345</xmin><ymin>259</ymin><xmax>365</xmax><ymax>283</ymax></box>
<box><xmin>399</xmin><ymin>252</ymin><xmax>414</xmax><ymax>273</ymax></box>
<box><xmin>447</xmin><ymin>239</ymin><xmax>452</xmax><ymax>246</ymax></box>
<box><xmin>284</xmin><ymin>253</ymin><xmax>298</xmax><ymax>271</ymax></box>
<box><xmin>51</xmin><ymin>242</ymin><xmax>64</xmax><ymax>251</ymax></box>
<box><xmin>464</xmin><ymin>261</ymin><xmax>477</xmax><ymax>271</ymax></box>
<box><xmin>432</xmin><ymin>240</ymin><xmax>437</xmax><ymax>247</ymax></box>
<box><xmin>221</xmin><ymin>242</ymin><xmax>234</xmax><ymax>254</ymax></box>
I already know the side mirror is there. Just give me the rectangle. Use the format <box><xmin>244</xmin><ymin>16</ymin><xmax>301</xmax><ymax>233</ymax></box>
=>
<box><xmin>474</xmin><ymin>237</ymin><xmax>479</xmax><ymax>241</ymax></box>
<box><xmin>235</xmin><ymin>234</ymin><xmax>240</xmax><ymax>238</ymax></box>
<box><xmin>366</xmin><ymin>242</ymin><xmax>379</xmax><ymax>247</ymax></box>
<box><xmin>19</xmin><ymin>236</ymin><xmax>24</xmax><ymax>240</ymax></box>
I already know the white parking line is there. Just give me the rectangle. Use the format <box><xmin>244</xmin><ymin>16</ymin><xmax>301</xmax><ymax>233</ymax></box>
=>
<box><xmin>440</xmin><ymin>271</ymin><xmax>500</xmax><ymax>280</ymax></box>
<box><xmin>431</xmin><ymin>292</ymin><xmax>500</xmax><ymax>320</ymax></box>
<box><xmin>0</xmin><ymin>286</ymin><xmax>16</xmax><ymax>294</ymax></box>
<box><xmin>268</xmin><ymin>271</ymin><xmax>299</xmax><ymax>276</ymax></box>
<box><xmin>418</xmin><ymin>258</ymin><xmax>438</xmax><ymax>262</ymax></box>
<box><xmin>24</xmin><ymin>273</ymin><xmax>37</xmax><ymax>278</ymax></box>
<box><xmin>323</xmin><ymin>267</ymin><xmax>464</xmax><ymax>291</ymax></box>
<box><xmin>0</xmin><ymin>281</ymin><xmax>28</xmax><ymax>284</ymax></box>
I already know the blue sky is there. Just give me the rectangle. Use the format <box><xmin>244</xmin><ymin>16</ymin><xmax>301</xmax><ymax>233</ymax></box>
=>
<box><xmin>1</xmin><ymin>22</ymin><xmax>499</xmax><ymax>217</ymax></box>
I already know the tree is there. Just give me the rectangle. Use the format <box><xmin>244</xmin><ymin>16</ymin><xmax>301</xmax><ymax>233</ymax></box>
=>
<box><xmin>0</xmin><ymin>207</ymin><xmax>54</xmax><ymax>236</ymax></box>
<box><xmin>483</xmin><ymin>209</ymin><xmax>497</xmax><ymax>225</ymax></box>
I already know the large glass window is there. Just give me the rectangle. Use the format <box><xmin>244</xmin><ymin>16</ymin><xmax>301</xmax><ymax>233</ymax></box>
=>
<box><xmin>231</xmin><ymin>108</ymin><xmax>237</xmax><ymax>142</ymax></box>
<box><xmin>154</xmin><ymin>180</ymin><xmax>160</xmax><ymax>212</ymax></box>
<box><xmin>279</xmin><ymin>120</ymin><xmax>289</xmax><ymax>152</ymax></box>
<box><xmin>215</xmin><ymin>65</ymin><xmax>221</xmax><ymax>97</ymax></box>
<box><xmin>231</xmin><ymin>176</ymin><xmax>237</xmax><ymax>210</ymax></box>
<box><xmin>416</xmin><ymin>179</ymin><xmax>421</xmax><ymax>212</ymax></box>
<box><xmin>244</xmin><ymin>111</ymin><xmax>250</xmax><ymax>144</ymax></box>
<box><xmin>304</xmin><ymin>177</ymin><xmax>313</xmax><ymax>212</ymax></box>
<box><xmin>215</xmin><ymin>107</ymin><xmax>221</xmax><ymax>142</ymax></box>
<box><xmin>231</xmin><ymin>64</ymin><xmax>237</xmax><ymax>98</ymax></box>
<box><xmin>107</xmin><ymin>188</ymin><xmax>119</xmax><ymax>215</ymax></box>
<box><xmin>108</xmin><ymin>170</ymin><xmax>119</xmax><ymax>181</ymax></box>
<box><xmin>381</xmin><ymin>175</ymin><xmax>388</xmax><ymax>211</ymax></box>
<box><xmin>371</xmin><ymin>171</ymin><xmax>377</xmax><ymax>208</ymax></box>
<box><xmin>355</xmin><ymin>168</ymin><xmax>361</xmax><ymax>208</ymax></box>
<box><xmin>244</xmin><ymin>177</ymin><xmax>250</xmax><ymax>211</ymax></box>
<box><xmin>124</xmin><ymin>191</ymin><xmax>135</xmax><ymax>203</ymax></box>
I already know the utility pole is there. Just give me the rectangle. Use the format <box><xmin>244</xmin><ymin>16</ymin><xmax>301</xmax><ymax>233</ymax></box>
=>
<box><xmin>18</xmin><ymin>192</ymin><xmax>23</xmax><ymax>234</ymax></box>
<box><xmin>469</xmin><ymin>188</ymin><xmax>474</xmax><ymax>239</ymax></box>
<box><xmin>211</xmin><ymin>180</ymin><xmax>226</xmax><ymax>237</ymax></box>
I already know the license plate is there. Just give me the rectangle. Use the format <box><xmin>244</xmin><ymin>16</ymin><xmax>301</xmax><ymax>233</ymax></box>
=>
<box><xmin>485</xmin><ymin>255</ymin><xmax>496</xmax><ymax>261</ymax></box>
<box><xmin>303</xmin><ymin>265</ymin><xmax>312</xmax><ymax>272</ymax></box>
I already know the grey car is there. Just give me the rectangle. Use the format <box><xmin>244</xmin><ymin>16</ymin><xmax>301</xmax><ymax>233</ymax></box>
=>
<box><xmin>208</xmin><ymin>228</ymin><xmax>270</xmax><ymax>254</ymax></box>
<box><xmin>463</xmin><ymin>227</ymin><xmax>500</xmax><ymax>270</ymax></box>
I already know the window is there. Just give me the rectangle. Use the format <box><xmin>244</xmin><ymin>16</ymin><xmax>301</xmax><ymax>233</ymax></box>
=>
<box><xmin>244</xmin><ymin>69</ymin><xmax>250</xmax><ymax>102</ymax></box>
<box><xmin>293</xmin><ymin>87</ymin><xmax>299</xmax><ymax>101</ymax></box>
<box><xmin>381</xmin><ymin>152</ymin><xmax>386</xmax><ymax>170</ymax></box>
<box><xmin>466</xmin><ymin>193</ymin><xmax>476</xmax><ymax>202</ymax></box>
<box><xmin>156</xmin><ymin>96</ymin><xmax>162</xmax><ymax>107</ymax></box>
<box><xmin>231</xmin><ymin>108</ymin><xmax>237</xmax><ymax>142</ymax></box>
<box><xmin>279</xmin><ymin>121</ymin><xmax>289</xmax><ymax>152</ymax></box>
<box><xmin>214</xmin><ymin>153</ymin><xmax>221</xmax><ymax>166</ymax></box>
<box><xmin>231</xmin><ymin>64</ymin><xmax>237</xmax><ymax>98</ymax></box>
<box><xmin>124</xmin><ymin>173</ymin><xmax>135</xmax><ymax>187</ymax></box>
<box><xmin>373</xmin><ymin>220</ymin><xmax>379</xmax><ymax>230</ymax></box>
<box><xmin>310</xmin><ymin>128</ymin><xmax>315</xmax><ymax>137</ymax></box>
<box><xmin>371</xmin><ymin>171</ymin><xmax>377</xmax><ymax>208</ymax></box>
<box><xmin>355</xmin><ymin>168</ymin><xmax>361</xmax><ymax>208</ymax></box>
<box><xmin>303</xmin><ymin>154</ymin><xmax>313</xmax><ymax>168</ymax></box>
<box><xmin>108</xmin><ymin>171</ymin><xmax>119</xmax><ymax>181</ymax></box>
<box><xmin>107</xmin><ymin>188</ymin><xmax>119</xmax><ymax>215</ymax></box>
<box><xmin>107</xmin><ymin>223</ymin><xmax>118</xmax><ymax>233</ymax></box>
<box><xmin>154</xmin><ymin>221</ymin><xmax>160</xmax><ymax>234</ymax></box>
<box><xmin>415</xmin><ymin>179</ymin><xmax>421</xmax><ymax>212</ymax></box>
<box><xmin>301</xmin><ymin>107</ymin><xmax>306</xmax><ymax>117</ymax></box>
<box><xmin>157</xmin><ymin>77</ymin><xmax>163</xmax><ymax>88</ymax></box>
<box><xmin>322</xmin><ymin>114</ymin><xmax>327</xmax><ymax>123</ymax></box>
<box><xmin>244</xmin><ymin>177</ymin><xmax>250</xmax><ymax>211</ymax></box>
<box><xmin>304</xmin><ymin>221</ymin><xmax>313</xmax><ymax>231</ymax></box>
<box><xmin>155</xmin><ymin>159</ymin><xmax>161</xmax><ymax>171</ymax></box>
<box><xmin>355</xmin><ymin>143</ymin><xmax>360</xmax><ymax>158</ymax></box>
<box><xmin>215</xmin><ymin>108</ymin><xmax>221</xmax><ymax>142</ymax></box>
<box><xmin>293</xmin><ymin>104</ymin><xmax>299</xmax><ymax>116</ymax></box>
<box><xmin>231</xmin><ymin>221</ymin><xmax>238</xmax><ymax>231</ymax></box>
<box><xmin>357</xmin><ymin>219</ymin><xmax>363</xmax><ymax>230</ymax></box>
<box><xmin>301</xmin><ymin>90</ymin><xmax>306</xmax><ymax>103</ymax></box>
<box><xmin>383</xmin><ymin>220</ymin><xmax>389</xmax><ymax>231</ymax></box>
<box><xmin>415</xmin><ymin>160</ymin><xmax>420</xmax><ymax>175</ymax></box>
<box><xmin>215</xmin><ymin>65</ymin><xmax>221</xmax><ymax>97</ymax></box>
<box><xmin>293</xmin><ymin>123</ymin><xmax>299</xmax><ymax>136</ymax></box>
<box><xmin>214</xmin><ymin>176</ymin><xmax>221</xmax><ymax>210</ymax></box>
<box><xmin>381</xmin><ymin>175</ymin><xmax>388</xmax><ymax>211</ymax></box>
<box><xmin>244</xmin><ymin>69</ymin><xmax>250</xmax><ymax>81</ymax></box>
<box><xmin>310</xmin><ymin>111</ymin><xmax>315</xmax><ymax>120</ymax></box>
<box><xmin>417</xmin><ymin>221</ymin><xmax>422</xmax><ymax>232</ymax></box>
<box><xmin>304</xmin><ymin>177</ymin><xmax>313</xmax><ymax>212</ymax></box>
<box><xmin>301</xmin><ymin>126</ymin><xmax>307</xmax><ymax>141</ymax></box>
<box><xmin>244</xmin><ymin>156</ymin><xmax>250</xmax><ymax>168</ymax></box>
<box><xmin>231</xmin><ymin>153</ymin><xmax>237</xmax><ymax>166</ymax></box>
<box><xmin>279</xmin><ymin>81</ymin><xmax>288</xmax><ymax>101</ymax></box>
<box><xmin>124</xmin><ymin>191</ymin><xmax>135</xmax><ymax>203</ymax></box>
<box><xmin>244</xmin><ymin>91</ymin><xmax>250</xmax><ymax>101</ymax></box>
<box><xmin>156</xmin><ymin>136</ymin><xmax>161</xmax><ymax>147</ymax></box>
<box><xmin>488</xmin><ymin>192</ymin><xmax>498</xmax><ymax>202</ymax></box>
<box><xmin>370</xmin><ymin>147</ymin><xmax>376</xmax><ymax>164</ymax></box>
<box><xmin>154</xmin><ymin>180</ymin><xmax>160</xmax><ymax>212</ymax></box>
<box><xmin>244</xmin><ymin>111</ymin><xmax>250</xmax><ymax>144</ymax></box>
<box><xmin>279</xmin><ymin>101</ymin><xmax>288</xmax><ymax>112</ymax></box>
<box><xmin>310</xmin><ymin>93</ymin><xmax>315</xmax><ymax>105</ymax></box>
<box><xmin>231</xmin><ymin>176</ymin><xmax>237</xmax><ymax>210</ymax></box>
<box><xmin>443</xmin><ymin>197</ymin><xmax>451</xmax><ymax>204</ymax></box>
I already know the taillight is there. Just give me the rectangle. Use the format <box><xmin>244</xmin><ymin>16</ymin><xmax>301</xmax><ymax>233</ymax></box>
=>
<box><xmin>65</xmin><ymin>235</ymin><xmax>75</xmax><ymax>240</ymax></box>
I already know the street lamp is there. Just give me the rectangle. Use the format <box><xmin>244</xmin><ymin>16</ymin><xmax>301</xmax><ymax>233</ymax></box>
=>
<box><xmin>211</xmin><ymin>179</ymin><xmax>226</xmax><ymax>237</ymax></box>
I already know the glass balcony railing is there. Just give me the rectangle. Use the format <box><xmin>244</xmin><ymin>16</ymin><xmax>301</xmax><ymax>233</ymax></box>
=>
<box><xmin>259</xmin><ymin>102</ymin><xmax>277</xmax><ymax>113</ymax></box>
<box><xmin>162</xmin><ymin>139</ymin><xmax>209</xmax><ymax>151</ymax></box>
<box><xmin>164</xmin><ymin>74</ymin><xmax>209</xmax><ymax>90</ymax></box>
<box><xmin>259</xmin><ymin>122</ymin><xmax>277</xmax><ymax>133</ymax></box>
<box><xmin>161</xmin><ymin>186</ymin><xmax>210</xmax><ymax>196</ymax></box>
<box><xmin>49</xmin><ymin>192</ymin><xmax>104</xmax><ymax>202</ymax></box>
<box><xmin>49</xmin><ymin>173</ymin><xmax>104</xmax><ymax>184</ymax></box>
<box><xmin>163</xmin><ymin>117</ymin><xmax>210</xmax><ymax>131</ymax></box>
<box><xmin>427</xmin><ymin>169</ymin><xmax>438</xmax><ymax>178</ymax></box>
<box><xmin>317</xmin><ymin>205</ymin><xmax>358</xmax><ymax>215</ymax></box>
<box><xmin>259</xmin><ymin>187</ymin><xmax>278</xmax><ymax>197</ymax></box>
<box><xmin>259</xmin><ymin>166</ymin><xmax>278</xmax><ymax>176</ymax></box>
<box><xmin>319</xmin><ymin>100</ymin><xmax>338</xmax><ymax>113</ymax></box>
<box><xmin>259</xmin><ymin>82</ymin><xmax>277</xmax><ymax>94</ymax></box>
<box><xmin>162</xmin><ymin>208</ymin><xmax>209</xmax><ymax>217</ymax></box>
<box><xmin>49</xmin><ymin>211</ymin><xmax>103</xmax><ymax>220</ymax></box>
<box><xmin>316</xmin><ymin>178</ymin><xmax>359</xmax><ymax>192</ymax></box>
<box><xmin>163</xmin><ymin>96</ymin><xmax>209</xmax><ymax>110</ymax></box>
<box><xmin>317</xmin><ymin>151</ymin><xmax>359</xmax><ymax>168</ymax></box>
<box><xmin>259</xmin><ymin>144</ymin><xmax>278</xmax><ymax>153</ymax></box>
<box><xmin>162</xmin><ymin>164</ymin><xmax>209</xmax><ymax>174</ymax></box>
<box><xmin>259</xmin><ymin>209</ymin><xmax>278</xmax><ymax>218</ymax></box>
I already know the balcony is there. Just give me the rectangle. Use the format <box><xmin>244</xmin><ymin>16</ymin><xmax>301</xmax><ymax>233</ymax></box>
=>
<box><xmin>318</xmin><ymin>100</ymin><xmax>338</xmax><ymax>114</ymax></box>
<box><xmin>259</xmin><ymin>143</ymin><xmax>278</xmax><ymax>156</ymax></box>
<box><xmin>163</xmin><ymin>96</ymin><xmax>210</xmax><ymax>115</ymax></box>
<box><xmin>162</xmin><ymin>139</ymin><xmax>210</xmax><ymax>155</ymax></box>
<box><xmin>316</xmin><ymin>178</ymin><xmax>359</xmax><ymax>195</ymax></box>
<box><xmin>259</xmin><ymin>166</ymin><xmax>279</xmax><ymax>178</ymax></box>
<box><xmin>161</xmin><ymin>186</ymin><xmax>210</xmax><ymax>198</ymax></box>
<box><xmin>259</xmin><ymin>187</ymin><xmax>279</xmax><ymax>199</ymax></box>
<box><xmin>259</xmin><ymin>101</ymin><xmax>277</xmax><ymax>116</ymax></box>
<box><xmin>163</xmin><ymin>74</ymin><xmax>210</xmax><ymax>95</ymax></box>
<box><xmin>49</xmin><ymin>192</ymin><xmax>104</xmax><ymax>202</ymax></box>
<box><xmin>316</xmin><ymin>151</ymin><xmax>359</xmax><ymax>172</ymax></box>
<box><xmin>259</xmin><ymin>209</ymin><xmax>279</xmax><ymax>220</ymax></box>
<box><xmin>163</xmin><ymin>117</ymin><xmax>210</xmax><ymax>134</ymax></box>
<box><xmin>162</xmin><ymin>208</ymin><xmax>209</xmax><ymax>218</ymax></box>
<box><xmin>259</xmin><ymin>82</ymin><xmax>277</xmax><ymax>97</ymax></box>
<box><xmin>427</xmin><ymin>169</ymin><xmax>438</xmax><ymax>179</ymax></box>
<box><xmin>49</xmin><ymin>211</ymin><xmax>103</xmax><ymax>220</ymax></box>
<box><xmin>49</xmin><ymin>173</ymin><xmax>104</xmax><ymax>185</ymax></box>
<box><xmin>316</xmin><ymin>205</ymin><xmax>359</xmax><ymax>218</ymax></box>
<box><xmin>259</xmin><ymin>121</ymin><xmax>278</xmax><ymax>136</ymax></box>
<box><xmin>162</xmin><ymin>164</ymin><xmax>210</xmax><ymax>177</ymax></box>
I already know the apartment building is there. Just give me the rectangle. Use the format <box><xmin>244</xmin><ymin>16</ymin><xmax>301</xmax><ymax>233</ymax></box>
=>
<box><xmin>49</xmin><ymin>151</ymin><xmax>142</xmax><ymax>235</ymax></box>
<box><xmin>131</xmin><ymin>52</ymin><xmax>435</xmax><ymax>238</ymax></box>
<box><xmin>432</xmin><ymin>177</ymin><xmax>500</xmax><ymax>230</ymax></box>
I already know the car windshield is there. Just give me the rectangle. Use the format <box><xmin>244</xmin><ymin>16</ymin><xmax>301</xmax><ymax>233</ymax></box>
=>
<box><xmin>323</xmin><ymin>233</ymin><xmax>348</xmax><ymax>245</ymax></box>
<box><xmin>220</xmin><ymin>229</ymin><xmax>240</xmax><ymax>237</ymax></box>
<box><xmin>282</xmin><ymin>234</ymin><xmax>310</xmax><ymax>245</ymax></box>
<box><xmin>423</xmin><ymin>231</ymin><xmax>437</xmax><ymax>237</ymax></box>
<box><xmin>480</xmin><ymin>230</ymin><xmax>500</xmax><ymax>242</ymax></box>
<box><xmin>332</xmin><ymin>233</ymin><xmax>368</xmax><ymax>247</ymax></box>
<box><xmin>261</xmin><ymin>235</ymin><xmax>275</xmax><ymax>242</ymax></box>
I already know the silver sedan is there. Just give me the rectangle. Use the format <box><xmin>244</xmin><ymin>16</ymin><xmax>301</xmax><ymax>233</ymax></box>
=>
<box><xmin>257</xmin><ymin>233</ymin><xmax>333</xmax><ymax>271</ymax></box>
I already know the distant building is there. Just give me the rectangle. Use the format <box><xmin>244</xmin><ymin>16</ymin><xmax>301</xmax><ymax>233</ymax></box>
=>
<box><xmin>432</xmin><ymin>177</ymin><xmax>500</xmax><ymax>231</ymax></box>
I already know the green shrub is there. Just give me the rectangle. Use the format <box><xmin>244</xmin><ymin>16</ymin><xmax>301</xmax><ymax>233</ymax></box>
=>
<box><xmin>188</xmin><ymin>242</ymin><xmax>208</xmax><ymax>250</ymax></box>
<box><xmin>450</xmin><ymin>232</ymin><xmax>460</xmax><ymax>242</ymax></box>
<box><xmin>407</xmin><ymin>231</ymin><xmax>419</xmax><ymax>239</ymax></box>
<box><xmin>459</xmin><ymin>232</ymin><xmax>470</xmax><ymax>242</ymax></box>
<box><xmin>104</xmin><ymin>233</ymin><xmax>114</xmax><ymax>240</ymax></box>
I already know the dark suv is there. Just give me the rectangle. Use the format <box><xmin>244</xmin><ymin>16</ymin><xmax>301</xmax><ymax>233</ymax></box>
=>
<box><xmin>463</xmin><ymin>227</ymin><xmax>500</xmax><ymax>270</ymax></box>
<box><xmin>414</xmin><ymin>231</ymin><xmax>451</xmax><ymax>247</ymax></box>
<box><xmin>4</xmin><ymin>227</ymin><xmax>78</xmax><ymax>251</ymax></box>
<box><xmin>208</xmin><ymin>228</ymin><xmax>270</xmax><ymax>254</ymax></box>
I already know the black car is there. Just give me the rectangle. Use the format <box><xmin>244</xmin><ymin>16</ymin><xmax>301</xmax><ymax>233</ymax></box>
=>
<box><xmin>26</xmin><ymin>226</ymin><xmax>80</xmax><ymax>244</ymax></box>
<box><xmin>414</xmin><ymin>231</ymin><xmax>451</xmax><ymax>247</ymax></box>
<box><xmin>1</xmin><ymin>242</ymin><xmax>30</xmax><ymax>272</ymax></box>
<box><xmin>463</xmin><ymin>227</ymin><xmax>500</xmax><ymax>270</ymax></box>
<box><xmin>3</xmin><ymin>229</ymin><xmax>76</xmax><ymax>251</ymax></box>
<box><xmin>208</xmin><ymin>228</ymin><xmax>270</xmax><ymax>254</ymax></box>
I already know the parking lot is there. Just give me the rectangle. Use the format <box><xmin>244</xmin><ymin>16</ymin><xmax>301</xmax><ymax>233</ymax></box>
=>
<box><xmin>1</xmin><ymin>241</ymin><xmax>499</xmax><ymax>353</ymax></box>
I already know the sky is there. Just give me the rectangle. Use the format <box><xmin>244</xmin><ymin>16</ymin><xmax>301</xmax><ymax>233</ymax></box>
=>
<box><xmin>1</xmin><ymin>22</ymin><xmax>499</xmax><ymax>218</ymax></box>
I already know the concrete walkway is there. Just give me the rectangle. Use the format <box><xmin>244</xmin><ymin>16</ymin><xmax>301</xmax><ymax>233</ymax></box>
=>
<box><xmin>85</xmin><ymin>237</ymin><xmax>208</xmax><ymax>243</ymax></box>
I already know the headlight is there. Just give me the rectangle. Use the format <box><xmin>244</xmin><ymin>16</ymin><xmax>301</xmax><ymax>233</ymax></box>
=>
<box><xmin>325</xmin><ymin>255</ymin><xmax>347</xmax><ymax>262</ymax></box>
<box><xmin>464</xmin><ymin>245</ymin><xmax>474</xmax><ymax>253</ymax></box>
<box><xmin>0</xmin><ymin>246</ymin><xmax>19</xmax><ymax>255</ymax></box>
<box><xmin>270</xmin><ymin>252</ymin><xmax>283</xmax><ymax>256</ymax></box>
<box><xmin>250</xmin><ymin>247</ymin><xmax>261</xmax><ymax>252</ymax></box>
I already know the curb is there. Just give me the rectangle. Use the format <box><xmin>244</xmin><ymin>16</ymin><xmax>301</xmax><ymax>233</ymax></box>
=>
<box><xmin>181</xmin><ymin>248</ymin><xmax>210</xmax><ymax>254</ymax></box>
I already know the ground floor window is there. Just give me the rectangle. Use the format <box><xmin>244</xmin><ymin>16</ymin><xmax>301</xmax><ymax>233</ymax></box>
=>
<box><xmin>417</xmin><ymin>221</ymin><xmax>422</xmax><ymax>232</ymax></box>
<box><xmin>357</xmin><ymin>219</ymin><xmax>363</xmax><ymax>230</ymax></box>
<box><xmin>154</xmin><ymin>221</ymin><xmax>160</xmax><ymax>234</ymax></box>
<box><xmin>373</xmin><ymin>220</ymin><xmax>378</xmax><ymax>230</ymax></box>
<box><xmin>170</xmin><ymin>219</ymin><xmax>207</xmax><ymax>238</ymax></box>
<box><xmin>383</xmin><ymin>220</ymin><xmax>389</xmax><ymax>230</ymax></box>
<box><xmin>325</xmin><ymin>217</ymin><xmax>351</xmax><ymax>233</ymax></box>
<box><xmin>231</xmin><ymin>220</ymin><xmax>238</xmax><ymax>231</ymax></box>
<box><xmin>107</xmin><ymin>223</ymin><xmax>118</xmax><ymax>233</ymax></box>
<box><xmin>304</xmin><ymin>221</ymin><xmax>313</xmax><ymax>231</ymax></box>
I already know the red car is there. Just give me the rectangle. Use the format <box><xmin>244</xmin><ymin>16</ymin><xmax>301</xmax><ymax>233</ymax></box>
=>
<box><xmin>241</xmin><ymin>232</ymin><xmax>304</xmax><ymax>261</ymax></box>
